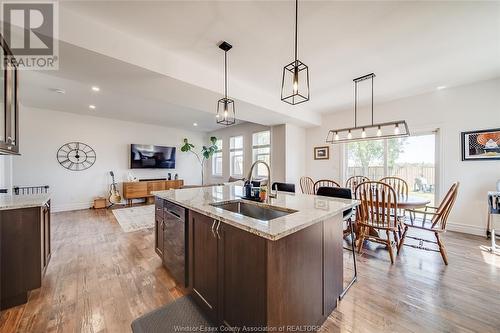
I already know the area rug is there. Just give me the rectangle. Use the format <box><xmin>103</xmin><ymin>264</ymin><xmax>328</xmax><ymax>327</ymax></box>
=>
<box><xmin>131</xmin><ymin>295</ymin><xmax>215</xmax><ymax>333</ymax></box>
<box><xmin>112</xmin><ymin>205</ymin><xmax>155</xmax><ymax>232</ymax></box>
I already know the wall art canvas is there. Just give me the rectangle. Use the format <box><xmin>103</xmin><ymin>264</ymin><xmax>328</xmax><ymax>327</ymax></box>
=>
<box><xmin>462</xmin><ymin>128</ymin><xmax>500</xmax><ymax>161</ymax></box>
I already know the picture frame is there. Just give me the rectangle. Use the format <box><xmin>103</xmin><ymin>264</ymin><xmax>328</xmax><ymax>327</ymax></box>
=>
<box><xmin>314</xmin><ymin>146</ymin><xmax>329</xmax><ymax>160</ymax></box>
<box><xmin>461</xmin><ymin>128</ymin><xmax>500</xmax><ymax>161</ymax></box>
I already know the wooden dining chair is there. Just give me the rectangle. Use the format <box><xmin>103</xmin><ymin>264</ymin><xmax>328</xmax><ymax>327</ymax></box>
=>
<box><xmin>380</xmin><ymin>176</ymin><xmax>409</xmax><ymax>223</ymax></box>
<box><xmin>398</xmin><ymin>182</ymin><xmax>459</xmax><ymax>265</ymax></box>
<box><xmin>354</xmin><ymin>181</ymin><xmax>401</xmax><ymax>264</ymax></box>
<box><xmin>380</xmin><ymin>176</ymin><xmax>409</xmax><ymax>197</ymax></box>
<box><xmin>314</xmin><ymin>179</ymin><xmax>341</xmax><ymax>194</ymax></box>
<box><xmin>345</xmin><ymin>176</ymin><xmax>370</xmax><ymax>193</ymax></box>
<box><xmin>300</xmin><ymin>176</ymin><xmax>315</xmax><ymax>195</ymax></box>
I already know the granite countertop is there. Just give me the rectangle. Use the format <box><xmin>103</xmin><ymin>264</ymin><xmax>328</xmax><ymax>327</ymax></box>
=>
<box><xmin>0</xmin><ymin>194</ymin><xmax>51</xmax><ymax>211</ymax></box>
<box><xmin>153</xmin><ymin>184</ymin><xmax>359</xmax><ymax>241</ymax></box>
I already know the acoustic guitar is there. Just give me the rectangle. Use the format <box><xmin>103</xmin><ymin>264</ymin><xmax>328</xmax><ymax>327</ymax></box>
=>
<box><xmin>109</xmin><ymin>171</ymin><xmax>122</xmax><ymax>205</ymax></box>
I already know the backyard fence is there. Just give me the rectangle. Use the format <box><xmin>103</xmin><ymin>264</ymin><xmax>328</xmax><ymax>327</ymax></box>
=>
<box><xmin>347</xmin><ymin>165</ymin><xmax>435</xmax><ymax>191</ymax></box>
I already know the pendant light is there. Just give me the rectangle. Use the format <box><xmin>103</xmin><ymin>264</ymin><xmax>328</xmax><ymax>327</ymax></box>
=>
<box><xmin>281</xmin><ymin>0</ymin><xmax>310</xmax><ymax>105</ymax></box>
<box><xmin>326</xmin><ymin>73</ymin><xmax>409</xmax><ymax>143</ymax></box>
<box><xmin>216</xmin><ymin>41</ymin><xmax>236</xmax><ymax>125</ymax></box>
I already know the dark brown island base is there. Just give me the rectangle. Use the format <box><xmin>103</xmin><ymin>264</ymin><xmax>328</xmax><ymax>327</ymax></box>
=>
<box><xmin>0</xmin><ymin>194</ymin><xmax>51</xmax><ymax>310</ymax></box>
<box><xmin>154</xmin><ymin>184</ymin><xmax>358</xmax><ymax>331</ymax></box>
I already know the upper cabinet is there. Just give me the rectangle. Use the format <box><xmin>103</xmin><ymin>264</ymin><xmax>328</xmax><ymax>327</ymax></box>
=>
<box><xmin>0</xmin><ymin>35</ymin><xmax>19</xmax><ymax>155</ymax></box>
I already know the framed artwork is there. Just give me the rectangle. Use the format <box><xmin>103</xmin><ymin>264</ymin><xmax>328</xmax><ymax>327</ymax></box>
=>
<box><xmin>314</xmin><ymin>146</ymin><xmax>329</xmax><ymax>160</ymax></box>
<box><xmin>461</xmin><ymin>128</ymin><xmax>500</xmax><ymax>161</ymax></box>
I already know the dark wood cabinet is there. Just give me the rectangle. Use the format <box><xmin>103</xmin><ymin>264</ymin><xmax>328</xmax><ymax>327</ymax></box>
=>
<box><xmin>188</xmin><ymin>211</ymin><xmax>267</xmax><ymax>327</ymax></box>
<box><xmin>0</xmin><ymin>35</ymin><xmax>19</xmax><ymax>155</ymax></box>
<box><xmin>0</xmin><ymin>200</ymin><xmax>51</xmax><ymax>309</ymax></box>
<box><xmin>189</xmin><ymin>210</ymin><xmax>219</xmax><ymax>322</ymax></box>
<box><xmin>218</xmin><ymin>222</ymin><xmax>267</xmax><ymax>327</ymax></box>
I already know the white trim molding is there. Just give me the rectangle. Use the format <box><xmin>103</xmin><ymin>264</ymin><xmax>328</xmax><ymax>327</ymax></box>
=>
<box><xmin>447</xmin><ymin>221</ymin><xmax>486</xmax><ymax>237</ymax></box>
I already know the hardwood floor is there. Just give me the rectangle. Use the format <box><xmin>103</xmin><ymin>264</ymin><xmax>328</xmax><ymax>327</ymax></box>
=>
<box><xmin>1</xmin><ymin>208</ymin><xmax>499</xmax><ymax>332</ymax></box>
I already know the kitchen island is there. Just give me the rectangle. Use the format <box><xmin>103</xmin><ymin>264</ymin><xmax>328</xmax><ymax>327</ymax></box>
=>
<box><xmin>153</xmin><ymin>184</ymin><xmax>358</xmax><ymax>331</ymax></box>
<box><xmin>0</xmin><ymin>194</ymin><xmax>52</xmax><ymax>309</ymax></box>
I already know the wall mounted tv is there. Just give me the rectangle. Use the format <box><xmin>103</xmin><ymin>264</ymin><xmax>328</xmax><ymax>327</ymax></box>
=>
<box><xmin>130</xmin><ymin>144</ymin><xmax>176</xmax><ymax>169</ymax></box>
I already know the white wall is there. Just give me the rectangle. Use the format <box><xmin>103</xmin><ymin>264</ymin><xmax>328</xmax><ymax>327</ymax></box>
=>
<box><xmin>306</xmin><ymin>78</ymin><xmax>500</xmax><ymax>235</ymax></box>
<box><xmin>206</xmin><ymin>122</ymin><xmax>270</xmax><ymax>184</ymax></box>
<box><xmin>285</xmin><ymin>124</ymin><xmax>306</xmax><ymax>188</ymax></box>
<box><xmin>0</xmin><ymin>155</ymin><xmax>13</xmax><ymax>191</ymax></box>
<box><xmin>13</xmin><ymin>107</ymin><xmax>205</xmax><ymax>212</ymax></box>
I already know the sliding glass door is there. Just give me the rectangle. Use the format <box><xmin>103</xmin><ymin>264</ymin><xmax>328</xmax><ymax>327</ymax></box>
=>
<box><xmin>345</xmin><ymin>132</ymin><xmax>437</xmax><ymax>204</ymax></box>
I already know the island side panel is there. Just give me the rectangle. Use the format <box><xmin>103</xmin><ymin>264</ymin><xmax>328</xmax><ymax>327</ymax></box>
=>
<box><xmin>323</xmin><ymin>214</ymin><xmax>343</xmax><ymax>315</ymax></box>
<box><xmin>266</xmin><ymin>221</ymin><xmax>324</xmax><ymax>328</ymax></box>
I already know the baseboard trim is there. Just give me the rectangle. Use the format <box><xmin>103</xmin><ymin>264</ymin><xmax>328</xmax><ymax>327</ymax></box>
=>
<box><xmin>447</xmin><ymin>221</ymin><xmax>485</xmax><ymax>237</ymax></box>
<box><xmin>52</xmin><ymin>202</ymin><xmax>93</xmax><ymax>213</ymax></box>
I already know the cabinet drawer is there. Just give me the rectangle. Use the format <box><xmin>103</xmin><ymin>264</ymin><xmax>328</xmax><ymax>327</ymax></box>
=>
<box><xmin>123</xmin><ymin>182</ymin><xmax>148</xmax><ymax>198</ymax></box>
<box><xmin>164</xmin><ymin>201</ymin><xmax>185</xmax><ymax>222</ymax></box>
<box><xmin>148</xmin><ymin>181</ymin><xmax>165</xmax><ymax>192</ymax></box>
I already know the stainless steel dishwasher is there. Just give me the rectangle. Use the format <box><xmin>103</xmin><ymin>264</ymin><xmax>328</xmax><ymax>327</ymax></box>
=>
<box><xmin>163</xmin><ymin>201</ymin><xmax>187</xmax><ymax>287</ymax></box>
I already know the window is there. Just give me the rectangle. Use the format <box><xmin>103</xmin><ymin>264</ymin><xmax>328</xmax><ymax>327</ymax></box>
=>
<box><xmin>212</xmin><ymin>139</ymin><xmax>223</xmax><ymax>176</ymax></box>
<box><xmin>230</xmin><ymin>136</ymin><xmax>244</xmax><ymax>176</ymax></box>
<box><xmin>345</xmin><ymin>133</ymin><xmax>436</xmax><ymax>204</ymax></box>
<box><xmin>252</xmin><ymin>131</ymin><xmax>271</xmax><ymax>177</ymax></box>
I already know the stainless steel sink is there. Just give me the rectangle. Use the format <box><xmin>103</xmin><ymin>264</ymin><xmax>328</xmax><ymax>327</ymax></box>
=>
<box><xmin>210</xmin><ymin>200</ymin><xmax>297</xmax><ymax>221</ymax></box>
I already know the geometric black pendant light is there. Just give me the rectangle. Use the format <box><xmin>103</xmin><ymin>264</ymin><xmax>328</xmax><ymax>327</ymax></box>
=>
<box><xmin>281</xmin><ymin>0</ymin><xmax>310</xmax><ymax>105</ymax></box>
<box><xmin>326</xmin><ymin>73</ymin><xmax>410</xmax><ymax>144</ymax></box>
<box><xmin>216</xmin><ymin>41</ymin><xmax>236</xmax><ymax>125</ymax></box>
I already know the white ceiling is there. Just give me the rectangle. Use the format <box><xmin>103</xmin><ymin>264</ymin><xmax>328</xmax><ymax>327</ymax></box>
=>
<box><xmin>21</xmin><ymin>42</ymin><xmax>272</xmax><ymax>132</ymax></box>
<box><xmin>19</xmin><ymin>1</ymin><xmax>500</xmax><ymax>131</ymax></box>
<box><xmin>60</xmin><ymin>0</ymin><xmax>500</xmax><ymax>114</ymax></box>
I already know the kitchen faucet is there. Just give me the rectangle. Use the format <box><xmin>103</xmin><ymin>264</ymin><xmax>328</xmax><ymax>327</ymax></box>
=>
<box><xmin>245</xmin><ymin>160</ymin><xmax>277</xmax><ymax>202</ymax></box>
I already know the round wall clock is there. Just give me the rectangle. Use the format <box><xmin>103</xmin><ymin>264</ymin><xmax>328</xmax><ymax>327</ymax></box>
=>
<box><xmin>57</xmin><ymin>142</ymin><xmax>96</xmax><ymax>171</ymax></box>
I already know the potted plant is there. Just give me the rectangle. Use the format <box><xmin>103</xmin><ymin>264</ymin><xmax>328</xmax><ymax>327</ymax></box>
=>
<box><xmin>181</xmin><ymin>137</ymin><xmax>218</xmax><ymax>185</ymax></box>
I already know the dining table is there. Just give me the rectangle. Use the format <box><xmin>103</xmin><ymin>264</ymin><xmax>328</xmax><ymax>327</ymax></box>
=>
<box><xmin>355</xmin><ymin>194</ymin><xmax>431</xmax><ymax>238</ymax></box>
<box><xmin>396</xmin><ymin>195</ymin><xmax>431</xmax><ymax>209</ymax></box>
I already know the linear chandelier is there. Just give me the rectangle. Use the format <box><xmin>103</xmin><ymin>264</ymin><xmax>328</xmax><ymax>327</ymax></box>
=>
<box><xmin>326</xmin><ymin>73</ymin><xmax>409</xmax><ymax>144</ymax></box>
<box><xmin>216</xmin><ymin>41</ymin><xmax>236</xmax><ymax>126</ymax></box>
<box><xmin>281</xmin><ymin>0</ymin><xmax>310</xmax><ymax>105</ymax></box>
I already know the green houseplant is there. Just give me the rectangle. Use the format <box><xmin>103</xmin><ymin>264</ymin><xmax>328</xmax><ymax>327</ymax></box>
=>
<box><xmin>181</xmin><ymin>136</ymin><xmax>218</xmax><ymax>185</ymax></box>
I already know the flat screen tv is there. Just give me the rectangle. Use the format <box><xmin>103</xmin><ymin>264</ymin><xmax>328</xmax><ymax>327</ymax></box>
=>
<box><xmin>130</xmin><ymin>144</ymin><xmax>176</xmax><ymax>169</ymax></box>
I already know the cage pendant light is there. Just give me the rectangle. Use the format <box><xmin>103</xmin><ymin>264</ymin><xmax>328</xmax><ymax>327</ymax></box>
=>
<box><xmin>325</xmin><ymin>73</ymin><xmax>410</xmax><ymax>144</ymax></box>
<box><xmin>281</xmin><ymin>0</ymin><xmax>310</xmax><ymax>105</ymax></box>
<box><xmin>216</xmin><ymin>41</ymin><xmax>236</xmax><ymax>125</ymax></box>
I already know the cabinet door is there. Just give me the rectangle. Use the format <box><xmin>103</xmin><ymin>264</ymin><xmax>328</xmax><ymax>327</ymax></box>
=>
<box><xmin>190</xmin><ymin>211</ymin><xmax>218</xmax><ymax>322</ymax></box>
<box><xmin>218</xmin><ymin>222</ymin><xmax>267</xmax><ymax>328</ymax></box>
<box><xmin>155</xmin><ymin>216</ymin><xmax>164</xmax><ymax>257</ymax></box>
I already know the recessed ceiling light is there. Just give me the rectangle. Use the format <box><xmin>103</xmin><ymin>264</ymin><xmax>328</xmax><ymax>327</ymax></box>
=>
<box><xmin>50</xmin><ymin>88</ymin><xmax>66</xmax><ymax>94</ymax></box>
<box><xmin>89</xmin><ymin>105</ymin><xmax>96</xmax><ymax>110</ymax></box>
<box><xmin>91</xmin><ymin>86</ymin><xmax>100</xmax><ymax>92</ymax></box>
<box><xmin>193</xmin><ymin>123</ymin><xmax>198</xmax><ymax>127</ymax></box>
<box><xmin>436</xmin><ymin>86</ymin><xmax>446</xmax><ymax>90</ymax></box>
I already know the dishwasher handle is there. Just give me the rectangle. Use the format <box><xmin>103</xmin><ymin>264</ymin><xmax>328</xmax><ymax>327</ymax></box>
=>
<box><xmin>165</xmin><ymin>209</ymin><xmax>181</xmax><ymax>219</ymax></box>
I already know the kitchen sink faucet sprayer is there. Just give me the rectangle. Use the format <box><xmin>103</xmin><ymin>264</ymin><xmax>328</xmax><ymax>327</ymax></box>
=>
<box><xmin>245</xmin><ymin>161</ymin><xmax>277</xmax><ymax>203</ymax></box>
